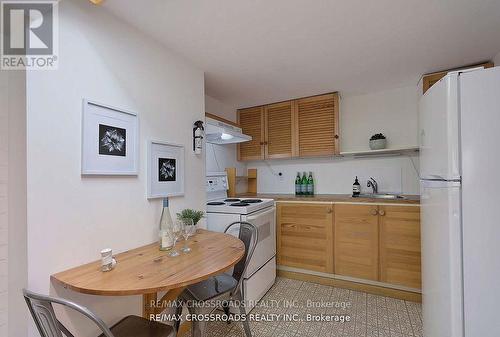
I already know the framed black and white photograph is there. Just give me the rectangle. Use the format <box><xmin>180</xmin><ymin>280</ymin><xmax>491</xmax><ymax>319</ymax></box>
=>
<box><xmin>98</xmin><ymin>124</ymin><xmax>127</xmax><ymax>157</ymax></box>
<box><xmin>158</xmin><ymin>158</ymin><xmax>176</xmax><ymax>182</ymax></box>
<box><xmin>81</xmin><ymin>100</ymin><xmax>139</xmax><ymax>175</ymax></box>
<box><xmin>148</xmin><ymin>141</ymin><xmax>185</xmax><ymax>198</ymax></box>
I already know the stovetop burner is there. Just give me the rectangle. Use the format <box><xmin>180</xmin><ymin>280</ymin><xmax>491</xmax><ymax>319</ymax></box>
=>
<box><xmin>224</xmin><ymin>198</ymin><xmax>241</xmax><ymax>202</ymax></box>
<box><xmin>207</xmin><ymin>202</ymin><xmax>225</xmax><ymax>206</ymax></box>
<box><xmin>241</xmin><ymin>199</ymin><xmax>263</xmax><ymax>203</ymax></box>
<box><xmin>230</xmin><ymin>202</ymin><xmax>250</xmax><ymax>207</ymax></box>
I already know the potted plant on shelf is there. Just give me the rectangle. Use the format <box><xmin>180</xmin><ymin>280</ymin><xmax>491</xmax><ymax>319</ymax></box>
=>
<box><xmin>369</xmin><ymin>133</ymin><xmax>387</xmax><ymax>150</ymax></box>
<box><xmin>177</xmin><ymin>209</ymin><xmax>205</xmax><ymax>228</ymax></box>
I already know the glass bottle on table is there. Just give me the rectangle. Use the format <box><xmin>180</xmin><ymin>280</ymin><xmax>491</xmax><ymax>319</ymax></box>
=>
<box><xmin>159</xmin><ymin>198</ymin><xmax>174</xmax><ymax>251</ymax></box>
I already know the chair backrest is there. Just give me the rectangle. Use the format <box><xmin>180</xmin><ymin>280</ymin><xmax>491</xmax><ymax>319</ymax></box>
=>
<box><xmin>23</xmin><ymin>289</ymin><xmax>115</xmax><ymax>337</ymax></box>
<box><xmin>224</xmin><ymin>221</ymin><xmax>258</xmax><ymax>294</ymax></box>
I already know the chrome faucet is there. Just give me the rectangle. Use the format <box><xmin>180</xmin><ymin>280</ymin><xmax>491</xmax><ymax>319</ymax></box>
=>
<box><xmin>367</xmin><ymin>177</ymin><xmax>378</xmax><ymax>194</ymax></box>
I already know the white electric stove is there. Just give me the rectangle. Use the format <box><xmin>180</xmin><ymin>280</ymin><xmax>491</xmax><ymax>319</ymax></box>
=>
<box><xmin>206</xmin><ymin>172</ymin><xmax>276</xmax><ymax>313</ymax></box>
<box><xmin>206</xmin><ymin>197</ymin><xmax>275</xmax><ymax>215</ymax></box>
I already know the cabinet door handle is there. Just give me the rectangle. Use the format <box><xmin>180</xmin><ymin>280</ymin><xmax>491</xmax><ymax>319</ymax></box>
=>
<box><xmin>259</xmin><ymin>142</ymin><xmax>264</xmax><ymax>145</ymax></box>
<box><xmin>379</xmin><ymin>210</ymin><xmax>386</xmax><ymax>216</ymax></box>
<box><xmin>371</xmin><ymin>209</ymin><xmax>378</xmax><ymax>216</ymax></box>
<box><xmin>327</xmin><ymin>208</ymin><xmax>333</xmax><ymax>214</ymax></box>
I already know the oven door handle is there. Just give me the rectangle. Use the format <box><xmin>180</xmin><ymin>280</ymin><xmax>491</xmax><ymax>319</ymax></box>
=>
<box><xmin>246</xmin><ymin>206</ymin><xmax>276</xmax><ymax>221</ymax></box>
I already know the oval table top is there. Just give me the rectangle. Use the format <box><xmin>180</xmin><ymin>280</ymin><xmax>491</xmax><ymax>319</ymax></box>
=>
<box><xmin>51</xmin><ymin>229</ymin><xmax>245</xmax><ymax>296</ymax></box>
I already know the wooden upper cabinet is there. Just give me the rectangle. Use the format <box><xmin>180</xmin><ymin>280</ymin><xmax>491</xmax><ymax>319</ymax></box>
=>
<box><xmin>237</xmin><ymin>106</ymin><xmax>265</xmax><ymax>161</ymax></box>
<box><xmin>334</xmin><ymin>204</ymin><xmax>379</xmax><ymax>281</ymax></box>
<box><xmin>422</xmin><ymin>61</ymin><xmax>494</xmax><ymax>94</ymax></box>
<box><xmin>277</xmin><ymin>202</ymin><xmax>334</xmax><ymax>273</ymax></box>
<box><xmin>379</xmin><ymin>206</ymin><xmax>421</xmax><ymax>289</ymax></box>
<box><xmin>295</xmin><ymin>93</ymin><xmax>340</xmax><ymax>157</ymax></box>
<box><xmin>265</xmin><ymin>101</ymin><xmax>295</xmax><ymax>159</ymax></box>
<box><xmin>237</xmin><ymin>92</ymin><xmax>340</xmax><ymax>161</ymax></box>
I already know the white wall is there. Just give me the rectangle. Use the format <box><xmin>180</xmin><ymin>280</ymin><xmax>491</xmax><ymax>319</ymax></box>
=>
<box><xmin>7</xmin><ymin>71</ymin><xmax>28</xmax><ymax>337</ymax></box>
<box><xmin>26</xmin><ymin>1</ymin><xmax>205</xmax><ymax>336</ymax></box>
<box><xmin>0</xmin><ymin>69</ymin><xmax>28</xmax><ymax>337</ymax></box>
<box><xmin>205</xmin><ymin>94</ymin><xmax>237</xmax><ymax>122</ymax></box>
<box><xmin>248</xmin><ymin>86</ymin><xmax>420</xmax><ymax>195</ymax></box>
<box><xmin>340</xmin><ymin>86</ymin><xmax>418</xmax><ymax>151</ymax></box>
<box><xmin>251</xmin><ymin>155</ymin><xmax>420</xmax><ymax>195</ymax></box>
<box><xmin>494</xmin><ymin>51</ymin><xmax>500</xmax><ymax>66</ymax></box>
<box><xmin>205</xmin><ymin>95</ymin><xmax>247</xmax><ymax>193</ymax></box>
<box><xmin>0</xmin><ymin>70</ymin><xmax>9</xmax><ymax>337</ymax></box>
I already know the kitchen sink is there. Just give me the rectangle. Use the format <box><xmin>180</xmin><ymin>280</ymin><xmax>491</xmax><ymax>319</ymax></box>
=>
<box><xmin>355</xmin><ymin>193</ymin><xmax>406</xmax><ymax>200</ymax></box>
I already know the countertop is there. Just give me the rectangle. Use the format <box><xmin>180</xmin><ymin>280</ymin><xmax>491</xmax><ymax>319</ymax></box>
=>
<box><xmin>237</xmin><ymin>193</ymin><xmax>420</xmax><ymax>205</ymax></box>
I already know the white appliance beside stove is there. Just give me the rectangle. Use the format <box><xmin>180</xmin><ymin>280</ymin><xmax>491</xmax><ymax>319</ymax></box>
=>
<box><xmin>206</xmin><ymin>172</ymin><xmax>276</xmax><ymax>313</ymax></box>
<box><xmin>420</xmin><ymin>68</ymin><xmax>500</xmax><ymax>337</ymax></box>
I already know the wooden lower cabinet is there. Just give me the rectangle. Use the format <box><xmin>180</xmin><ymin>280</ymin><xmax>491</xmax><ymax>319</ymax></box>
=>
<box><xmin>276</xmin><ymin>202</ymin><xmax>421</xmax><ymax>291</ymax></box>
<box><xmin>334</xmin><ymin>204</ymin><xmax>380</xmax><ymax>281</ymax></box>
<box><xmin>276</xmin><ymin>202</ymin><xmax>334</xmax><ymax>273</ymax></box>
<box><xmin>379</xmin><ymin>206</ymin><xmax>421</xmax><ymax>289</ymax></box>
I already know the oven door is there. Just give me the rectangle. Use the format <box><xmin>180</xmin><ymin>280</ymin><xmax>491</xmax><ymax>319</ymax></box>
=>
<box><xmin>240</xmin><ymin>206</ymin><xmax>276</xmax><ymax>278</ymax></box>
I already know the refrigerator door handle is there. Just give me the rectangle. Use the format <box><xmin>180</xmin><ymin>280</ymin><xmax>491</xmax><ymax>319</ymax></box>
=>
<box><xmin>422</xmin><ymin>175</ymin><xmax>462</xmax><ymax>182</ymax></box>
<box><xmin>427</xmin><ymin>174</ymin><xmax>447</xmax><ymax>180</ymax></box>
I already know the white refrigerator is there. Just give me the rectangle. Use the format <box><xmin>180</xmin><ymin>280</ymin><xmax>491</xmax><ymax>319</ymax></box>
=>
<box><xmin>420</xmin><ymin>66</ymin><xmax>500</xmax><ymax>337</ymax></box>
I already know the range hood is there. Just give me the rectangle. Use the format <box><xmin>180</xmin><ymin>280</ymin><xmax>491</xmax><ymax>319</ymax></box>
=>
<box><xmin>205</xmin><ymin>116</ymin><xmax>252</xmax><ymax>144</ymax></box>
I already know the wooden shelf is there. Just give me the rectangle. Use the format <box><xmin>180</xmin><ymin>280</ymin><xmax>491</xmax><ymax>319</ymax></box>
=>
<box><xmin>340</xmin><ymin>146</ymin><xmax>419</xmax><ymax>157</ymax></box>
<box><xmin>225</xmin><ymin>168</ymin><xmax>257</xmax><ymax>197</ymax></box>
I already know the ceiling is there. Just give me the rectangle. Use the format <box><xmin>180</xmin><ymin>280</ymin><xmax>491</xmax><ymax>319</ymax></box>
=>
<box><xmin>103</xmin><ymin>0</ymin><xmax>500</xmax><ymax>107</ymax></box>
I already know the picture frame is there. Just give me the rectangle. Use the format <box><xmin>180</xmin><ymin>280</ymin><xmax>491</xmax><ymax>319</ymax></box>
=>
<box><xmin>147</xmin><ymin>140</ymin><xmax>185</xmax><ymax>198</ymax></box>
<box><xmin>81</xmin><ymin>100</ymin><xmax>139</xmax><ymax>175</ymax></box>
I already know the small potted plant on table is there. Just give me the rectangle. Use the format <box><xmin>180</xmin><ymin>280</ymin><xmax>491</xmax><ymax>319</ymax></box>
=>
<box><xmin>177</xmin><ymin>209</ymin><xmax>205</xmax><ymax>234</ymax></box>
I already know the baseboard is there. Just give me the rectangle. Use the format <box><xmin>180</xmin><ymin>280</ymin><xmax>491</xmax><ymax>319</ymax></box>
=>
<box><xmin>277</xmin><ymin>269</ymin><xmax>422</xmax><ymax>303</ymax></box>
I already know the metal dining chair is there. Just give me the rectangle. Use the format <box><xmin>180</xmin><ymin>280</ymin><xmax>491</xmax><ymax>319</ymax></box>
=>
<box><xmin>23</xmin><ymin>289</ymin><xmax>175</xmax><ymax>337</ymax></box>
<box><xmin>175</xmin><ymin>221</ymin><xmax>258</xmax><ymax>337</ymax></box>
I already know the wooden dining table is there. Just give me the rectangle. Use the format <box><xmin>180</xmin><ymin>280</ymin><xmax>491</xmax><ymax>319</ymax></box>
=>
<box><xmin>51</xmin><ymin>229</ymin><xmax>245</xmax><ymax>320</ymax></box>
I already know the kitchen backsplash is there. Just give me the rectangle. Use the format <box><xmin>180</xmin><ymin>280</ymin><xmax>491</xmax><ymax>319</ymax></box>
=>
<box><xmin>206</xmin><ymin>143</ymin><xmax>248</xmax><ymax>194</ymax></box>
<box><xmin>249</xmin><ymin>154</ymin><xmax>420</xmax><ymax>195</ymax></box>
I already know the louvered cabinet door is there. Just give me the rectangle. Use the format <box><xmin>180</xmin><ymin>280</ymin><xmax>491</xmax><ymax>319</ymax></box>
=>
<box><xmin>295</xmin><ymin>93</ymin><xmax>340</xmax><ymax>157</ymax></box>
<box><xmin>265</xmin><ymin>101</ymin><xmax>295</xmax><ymax>159</ymax></box>
<box><xmin>237</xmin><ymin>106</ymin><xmax>265</xmax><ymax>161</ymax></box>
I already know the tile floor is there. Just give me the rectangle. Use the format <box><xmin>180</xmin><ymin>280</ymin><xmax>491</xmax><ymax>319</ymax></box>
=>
<box><xmin>185</xmin><ymin>277</ymin><xmax>422</xmax><ymax>337</ymax></box>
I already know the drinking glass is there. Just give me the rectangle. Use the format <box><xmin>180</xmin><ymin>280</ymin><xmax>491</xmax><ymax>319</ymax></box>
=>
<box><xmin>180</xmin><ymin>218</ymin><xmax>194</xmax><ymax>253</ymax></box>
<box><xmin>188</xmin><ymin>221</ymin><xmax>197</xmax><ymax>237</ymax></box>
<box><xmin>168</xmin><ymin>221</ymin><xmax>182</xmax><ymax>257</ymax></box>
